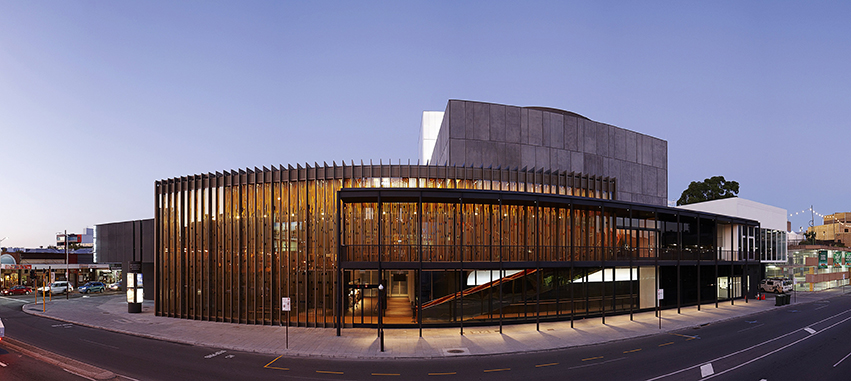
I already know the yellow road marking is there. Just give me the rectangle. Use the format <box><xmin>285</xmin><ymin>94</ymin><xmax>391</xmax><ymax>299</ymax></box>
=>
<box><xmin>263</xmin><ymin>355</ymin><xmax>288</xmax><ymax>370</ymax></box>
<box><xmin>659</xmin><ymin>342</ymin><xmax>674</xmax><ymax>347</ymax></box>
<box><xmin>484</xmin><ymin>368</ymin><xmax>510</xmax><ymax>372</ymax></box>
<box><xmin>371</xmin><ymin>373</ymin><xmax>400</xmax><ymax>376</ymax></box>
<box><xmin>582</xmin><ymin>356</ymin><xmax>604</xmax><ymax>361</ymax></box>
<box><xmin>671</xmin><ymin>333</ymin><xmax>698</xmax><ymax>340</ymax></box>
<box><xmin>535</xmin><ymin>362</ymin><xmax>558</xmax><ymax>367</ymax></box>
<box><xmin>317</xmin><ymin>370</ymin><xmax>345</xmax><ymax>375</ymax></box>
<box><xmin>429</xmin><ymin>372</ymin><xmax>457</xmax><ymax>376</ymax></box>
<box><xmin>263</xmin><ymin>355</ymin><xmax>284</xmax><ymax>368</ymax></box>
<box><xmin>623</xmin><ymin>348</ymin><xmax>642</xmax><ymax>353</ymax></box>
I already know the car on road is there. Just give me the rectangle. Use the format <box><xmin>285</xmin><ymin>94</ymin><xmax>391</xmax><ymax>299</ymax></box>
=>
<box><xmin>78</xmin><ymin>281</ymin><xmax>106</xmax><ymax>294</ymax></box>
<box><xmin>760</xmin><ymin>278</ymin><xmax>793</xmax><ymax>294</ymax></box>
<box><xmin>108</xmin><ymin>281</ymin><xmax>122</xmax><ymax>291</ymax></box>
<box><xmin>2</xmin><ymin>285</ymin><xmax>33</xmax><ymax>295</ymax></box>
<box><xmin>38</xmin><ymin>281</ymin><xmax>74</xmax><ymax>295</ymax></box>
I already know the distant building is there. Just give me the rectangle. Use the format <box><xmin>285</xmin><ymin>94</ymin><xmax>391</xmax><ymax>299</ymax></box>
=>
<box><xmin>0</xmin><ymin>246</ymin><xmax>110</xmax><ymax>289</ymax></box>
<box><xmin>56</xmin><ymin>227</ymin><xmax>95</xmax><ymax>249</ymax></box>
<box><xmin>807</xmin><ymin>212</ymin><xmax>851</xmax><ymax>247</ymax></box>
<box><xmin>678</xmin><ymin>197</ymin><xmax>788</xmax><ymax>264</ymax></box>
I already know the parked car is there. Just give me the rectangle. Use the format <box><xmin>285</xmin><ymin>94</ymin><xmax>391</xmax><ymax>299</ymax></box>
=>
<box><xmin>78</xmin><ymin>281</ymin><xmax>106</xmax><ymax>294</ymax></box>
<box><xmin>2</xmin><ymin>285</ymin><xmax>33</xmax><ymax>295</ymax></box>
<box><xmin>38</xmin><ymin>281</ymin><xmax>74</xmax><ymax>294</ymax></box>
<box><xmin>760</xmin><ymin>278</ymin><xmax>793</xmax><ymax>294</ymax></box>
<box><xmin>108</xmin><ymin>281</ymin><xmax>122</xmax><ymax>291</ymax></box>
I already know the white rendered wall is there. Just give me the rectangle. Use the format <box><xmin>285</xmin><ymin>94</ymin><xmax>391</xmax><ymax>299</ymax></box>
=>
<box><xmin>418</xmin><ymin>111</ymin><xmax>444</xmax><ymax>165</ymax></box>
<box><xmin>678</xmin><ymin>197</ymin><xmax>787</xmax><ymax>231</ymax></box>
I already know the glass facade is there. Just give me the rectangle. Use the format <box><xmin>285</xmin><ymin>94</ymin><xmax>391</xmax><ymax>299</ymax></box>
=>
<box><xmin>155</xmin><ymin>163</ymin><xmax>758</xmax><ymax>328</ymax></box>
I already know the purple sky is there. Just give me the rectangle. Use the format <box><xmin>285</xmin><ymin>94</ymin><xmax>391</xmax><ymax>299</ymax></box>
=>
<box><xmin>1</xmin><ymin>1</ymin><xmax>848</xmax><ymax>247</ymax></box>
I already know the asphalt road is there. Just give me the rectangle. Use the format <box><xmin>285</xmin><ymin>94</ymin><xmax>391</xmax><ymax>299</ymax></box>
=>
<box><xmin>2</xmin><ymin>292</ymin><xmax>851</xmax><ymax>380</ymax></box>
<box><xmin>0</xmin><ymin>343</ymin><xmax>87</xmax><ymax>381</ymax></box>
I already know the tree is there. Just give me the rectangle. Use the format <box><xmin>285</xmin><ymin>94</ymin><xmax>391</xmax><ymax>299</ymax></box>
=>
<box><xmin>676</xmin><ymin>176</ymin><xmax>739</xmax><ymax>206</ymax></box>
<box><xmin>803</xmin><ymin>231</ymin><xmax>816</xmax><ymax>245</ymax></box>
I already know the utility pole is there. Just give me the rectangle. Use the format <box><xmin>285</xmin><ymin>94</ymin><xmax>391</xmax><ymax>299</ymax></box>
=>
<box><xmin>65</xmin><ymin>230</ymin><xmax>69</xmax><ymax>300</ymax></box>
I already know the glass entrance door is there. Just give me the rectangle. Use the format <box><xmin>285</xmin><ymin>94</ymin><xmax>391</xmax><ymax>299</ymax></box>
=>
<box><xmin>390</xmin><ymin>271</ymin><xmax>408</xmax><ymax>296</ymax></box>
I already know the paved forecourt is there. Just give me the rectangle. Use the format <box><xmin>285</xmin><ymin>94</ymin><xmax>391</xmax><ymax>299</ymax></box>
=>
<box><xmin>18</xmin><ymin>291</ymin><xmax>836</xmax><ymax>359</ymax></box>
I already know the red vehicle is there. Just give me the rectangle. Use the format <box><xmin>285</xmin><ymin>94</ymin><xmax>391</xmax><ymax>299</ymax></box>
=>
<box><xmin>2</xmin><ymin>285</ymin><xmax>33</xmax><ymax>295</ymax></box>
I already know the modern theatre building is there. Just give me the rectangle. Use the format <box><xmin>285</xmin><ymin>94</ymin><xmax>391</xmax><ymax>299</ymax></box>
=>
<box><xmin>154</xmin><ymin>100</ymin><xmax>760</xmax><ymax>330</ymax></box>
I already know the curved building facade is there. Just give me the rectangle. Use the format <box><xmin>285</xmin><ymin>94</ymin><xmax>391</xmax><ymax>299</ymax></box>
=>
<box><xmin>155</xmin><ymin>162</ymin><xmax>759</xmax><ymax>329</ymax></box>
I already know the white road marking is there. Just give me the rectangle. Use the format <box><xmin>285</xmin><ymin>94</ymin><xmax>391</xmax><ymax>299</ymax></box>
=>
<box><xmin>51</xmin><ymin>323</ymin><xmax>73</xmax><ymax>328</ymax></box>
<box><xmin>700</xmin><ymin>314</ymin><xmax>851</xmax><ymax>379</ymax></box>
<box><xmin>833</xmin><ymin>350</ymin><xmax>851</xmax><ymax>367</ymax></box>
<box><xmin>700</xmin><ymin>363</ymin><xmax>714</xmax><ymax>377</ymax></box>
<box><xmin>0</xmin><ymin>361</ymin><xmax>7</xmax><ymax>367</ymax></box>
<box><xmin>205</xmin><ymin>350</ymin><xmax>227</xmax><ymax>359</ymax></box>
<box><xmin>645</xmin><ymin>308</ymin><xmax>851</xmax><ymax>381</ymax></box>
<box><xmin>804</xmin><ymin>327</ymin><xmax>816</xmax><ymax>334</ymax></box>
<box><xmin>0</xmin><ymin>297</ymin><xmax>29</xmax><ymax>303</ymax></box>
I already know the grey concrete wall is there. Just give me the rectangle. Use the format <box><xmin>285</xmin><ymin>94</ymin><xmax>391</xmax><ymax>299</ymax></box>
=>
<box><xmin>430</xmin><ymin>100</ymin><xmax>668</xmax><ymax>206</ymax></box>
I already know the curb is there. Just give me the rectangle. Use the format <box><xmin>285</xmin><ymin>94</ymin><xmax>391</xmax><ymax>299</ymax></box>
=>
<box><xmin>1</xmin><ymin>337</ymin><xmax>117</xmax><ymax>380</ymax></box>
<box><xmin>15</xmin><ymin>291</ymin><xmax>840</xmax><ymax>361</ymax></box>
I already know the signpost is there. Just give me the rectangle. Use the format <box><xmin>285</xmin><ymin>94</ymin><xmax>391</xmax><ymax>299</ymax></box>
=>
<box><xmin>657</xmin><ymin>289</ymin><xmax>664</xmax><ymax>329</ymax></box>
<box><xmin>378</xmin><ymin>283</ymin><xmax>385</xmax><ymax>352</ymax></box>
<box><xmin>282</xmin><ymin>297</ymin><xmax>291</xmax><ymax>349</ymax></box>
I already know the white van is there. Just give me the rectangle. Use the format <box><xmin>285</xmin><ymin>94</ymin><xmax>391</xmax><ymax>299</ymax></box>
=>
<box><xmin>760</xmin><ymin>278</ymin><xmax>792</xmax><ymax>294</ymax></box>
<box><xmin>38</xmin><ymin>281</ymin><xmax>74</xmax><ymax>294</ymax></box>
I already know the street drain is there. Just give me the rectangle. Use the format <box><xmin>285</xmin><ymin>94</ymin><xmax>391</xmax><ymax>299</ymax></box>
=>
<box><xmin>442</xmin><ymin>348</ymin><xmax>470</xmax><ymax>356</ymax></box>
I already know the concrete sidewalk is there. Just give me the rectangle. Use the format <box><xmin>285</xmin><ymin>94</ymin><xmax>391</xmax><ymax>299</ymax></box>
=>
<box><xmin>19</xmin><ymin>290</ymin><xmax>839</xmax><ymax>359</ymax></box>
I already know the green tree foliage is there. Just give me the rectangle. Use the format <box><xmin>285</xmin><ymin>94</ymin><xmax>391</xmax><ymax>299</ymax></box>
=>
<box><xmin>676</xmin><ymin>176</ymin><xmax>740</xmax><ymax>206</ymax></box>
<box><xmin>803</xmin><ymin>231</ymin><xmax>816</xmax><ymax>245</ymax></box>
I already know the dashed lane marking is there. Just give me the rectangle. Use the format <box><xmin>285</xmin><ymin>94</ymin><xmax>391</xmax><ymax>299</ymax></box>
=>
<box><xmin>700</xmin><ymin>363</ymin><xmax>714</xmax><ymax>377</ymax></box>
<box><xmin>428</xmin><ymin>372</ymin><xmax>457</xmax><ymax>376</ymax></box>
<box><xmin>568</xmin><ymin>357</ymin><xmax>626</xmax><ymax>370</ymax></box>
<box><xmin>670</xmin><ymin>333</ymin><xmax>699</xmax><ymax>340</ymax></box>
<box><xmin>582</xmin><ymin>356</ymin><xmax>604</xmax><ymax>361</ymax></box>
<box><xmin>371</xmin><ymin>373</ymin><xmax>400</xmax><ymax>376</ymax></box>
<box><xmin>658</xmin><ymin>342</ymin><xmax>674</xmax><ymax>347</ymax></box>
<box><xmin>804</xmin><ymin>327</ymin><xmax>816</xmax><ymax>335</ymax></box>
<box><xmin>623</xmin><ymin>348</ymin><xmax>642</xmax><ymax>353</ymax></box>
<box><xmin>0</xmin><ymin>361</ymin><xmax>7</xmax><ymax>367</ymax></box>
<box><xmin>535</xmin><ymin>362</ymin><xmax>558</xmax><ymax>367</ymax></box>
<box><xmin>317</xmin><ymin>370</ymin><xmax>345</xmax><ymax>375</ymax></box>
<box><xmin>483</xmin><ymin>368</ymin><xmax>510</xmax><ymax>372</ymax></box>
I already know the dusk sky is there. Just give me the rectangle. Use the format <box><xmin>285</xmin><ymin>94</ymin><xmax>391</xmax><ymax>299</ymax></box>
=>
<box><xmin>1</xmin><ymin>1</ymin><xmax>849</xmax><ymax>248</ymax></box>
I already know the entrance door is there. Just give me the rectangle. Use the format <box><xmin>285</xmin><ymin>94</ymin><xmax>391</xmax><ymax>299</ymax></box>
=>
<box><xmin>390</xmin><ymin>271</ymin><xmax>408</xmax><ymax>296</ymax></box>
